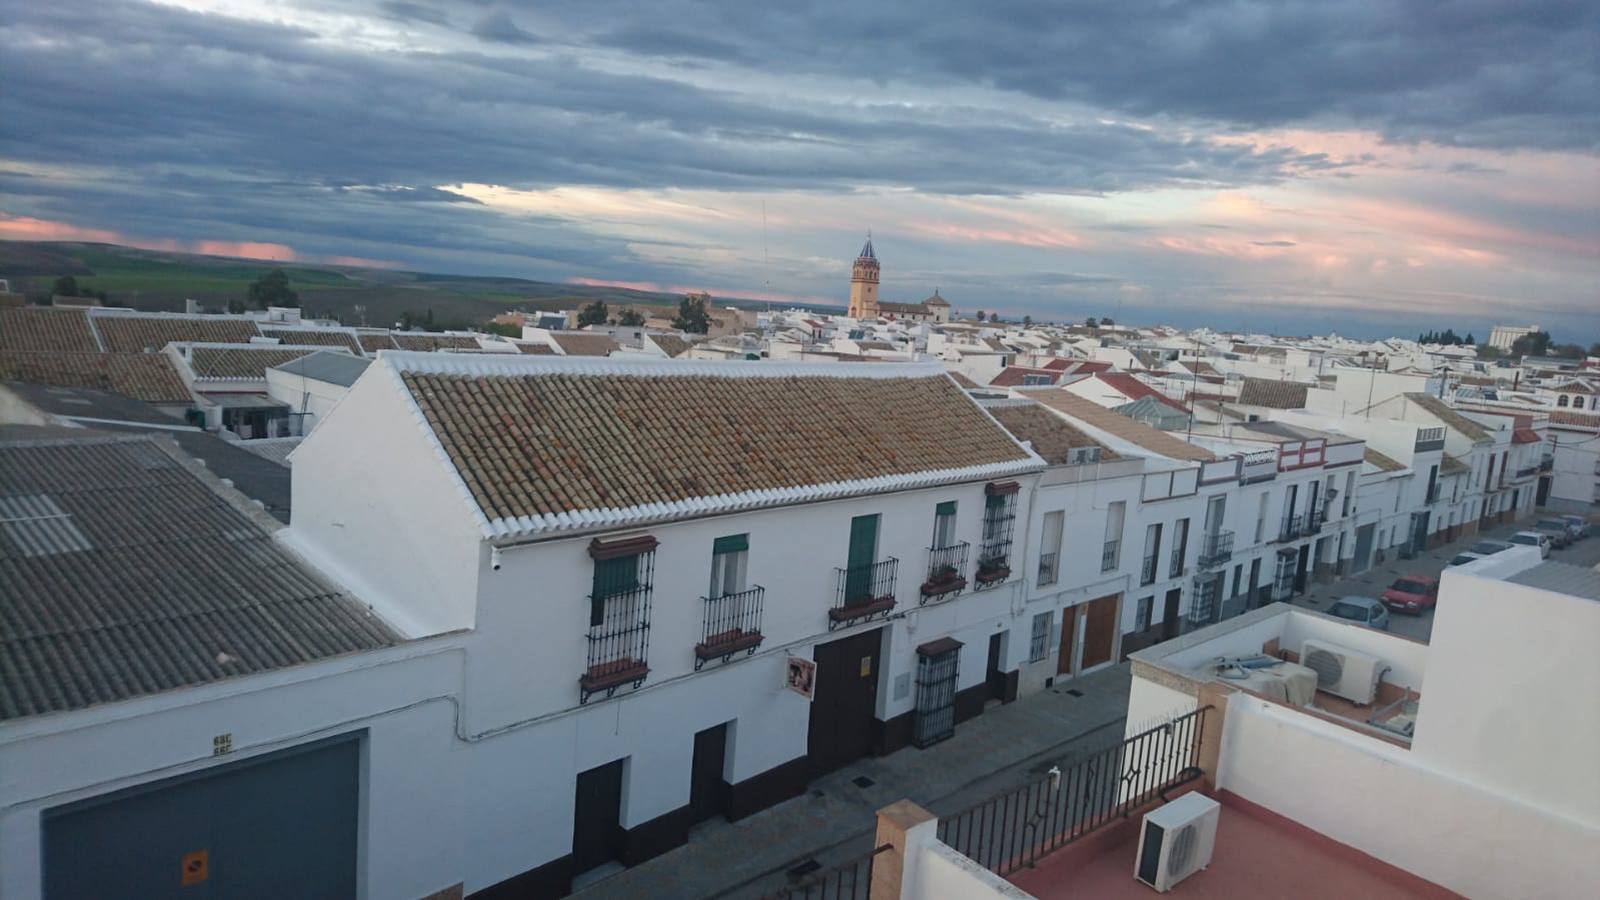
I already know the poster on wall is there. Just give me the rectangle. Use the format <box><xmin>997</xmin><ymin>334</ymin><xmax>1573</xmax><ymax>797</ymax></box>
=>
<box><xmin>784</xmin><ymin>655</ymin><xmax>816</xmax><ymax>701</ymax></box>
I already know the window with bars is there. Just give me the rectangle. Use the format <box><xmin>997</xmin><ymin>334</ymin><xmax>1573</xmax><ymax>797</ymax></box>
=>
<box><xmin>1028</xmin><ymin>612</ymin><xmax>1051</xmax><ymax>662</ymax></box>
<box><xmin>914</xmin><ymin>641</ymin><xmax>960</xmax><ymax>747</ymax></box>
<box><xmin>582</xmin><ymin>537</ymin><xmax>656</xmax><ymax>703</ymax></box>
<box><xmin>976</xmin><ymin>485</ymin><xmax>1017</xmax><ymax>585</ymax></box>
<box><xmin>698</xmin><ymin>534</ymin><xmax>765</xmax><ymax>668</ymax></box>
<box><xmin>1037</xmin><ymin>511</ymin><xmax>1063</xmax><ymax>586</ymax></box>
<box><xmin>1135</xmin><ymin>596</ymin><xmax>1153</xmax><ymax>632</ymax></box>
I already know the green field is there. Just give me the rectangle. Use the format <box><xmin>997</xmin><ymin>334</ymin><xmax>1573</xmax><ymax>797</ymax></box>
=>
<box><xmin>1</xmin><ymin>240</ymin><xmax>835</xmax><ymax>330</ymax></box>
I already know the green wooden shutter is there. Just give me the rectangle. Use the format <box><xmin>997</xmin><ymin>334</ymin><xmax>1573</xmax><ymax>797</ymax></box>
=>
<box><xmin>935</xmin><ymin>501</ymin><xmax>957</xmax><ymax>517</ymax></box>
<box><xmin>713</xmin><ymin>534</ymin><xmax>749</xmax><ymax>555</ymax></box>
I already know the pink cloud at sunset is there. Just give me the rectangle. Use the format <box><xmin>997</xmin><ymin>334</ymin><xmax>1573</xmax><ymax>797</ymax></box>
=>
<box><xmin>0</xmin><ymin>215</ymin><xmax>396</xmax><ymax>269</ymax></box>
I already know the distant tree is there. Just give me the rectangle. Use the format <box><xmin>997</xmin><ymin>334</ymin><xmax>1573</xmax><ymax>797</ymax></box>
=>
<box><xmin>673</xmin><ymin>291</ymin><xmax>711</xmax><ymax>333</ymax></box>
<box><xmin>246</xmin><ymin>268</ymin><xmax>299</xmax><ymax>309</ymax></box>
<box><xmin>399</xmin><ymin>310</ymin><xmax>419</xmax><ymax>330</ymax></box>
<box><xmin>1100</xmin><ymin>317</ymin><xmax>1115</xmax><ymax>327</ymax></box>
<box><xmin>425</xmin><ymin>308</ymin><xmax>435</xmax><ymax>329</ymax></box>
<box><xmin>1476</xmin><ymin>343</ymin><xmax>1504</xmax><ymax>361</ymax></box>
<box><xmin>227</xmin><ymin>297</ymin><xmax>246</xmax><ymax>315</ymax></box>
<box><xmin>1085</xmin><ymin>316</ymin><xmax>1099</xmax><ymax>328</ymax></box>
<box><xmin>1509</xmin><ymin>330</ymin><xmax>1553</xmax><ymax>359</ymax></box>
<box><xmin>482</xmin><ymin>321</ymin><xmax>520</xmax><ymax>338</ymax></box>
<box><xmin>1589</xmin><ymin>342</ymin><xmax>1600</xmax><ymax>358</ymax></box>
<box><xmin>52</xmin><ymin>275</ymin><xmax>79</xmax><ymax>297</ymax></box>
<box><xmin>577</xmin><ymin>300</ymin><xmax>609</xmax><ymax>327</ymax></box>
<box><xmin>1022</xmin><ymin>315</ymin><xmax>1033</xmax><ymax>328</ymax></box>
<box><xmin>617</xmin><ymin>307</ymin><xmax>646</xmax><ymax>326</ymax></box>
<box><xmin>1551</xmin><ymin>343</ymin><xmax>1585</xmax><ymax>359</ymax></box>
<box><xmin>1464</xmin><ymin>333</ymin><xmax>1475</xmax><ymax>345</ymax></box>
<box><xmin>974</xmin><ymin>310</ymin><xmax>986</xmax><ymax>321</ymax></box>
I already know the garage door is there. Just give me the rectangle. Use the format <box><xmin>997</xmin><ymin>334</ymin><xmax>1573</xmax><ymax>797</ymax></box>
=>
<box><xmin>44</xmin><ymin>734</ymin><xmax>360</xmax><ymax>900</ymax></box>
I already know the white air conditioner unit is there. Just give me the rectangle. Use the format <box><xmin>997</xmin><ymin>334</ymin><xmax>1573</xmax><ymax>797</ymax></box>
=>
<box><xmin>1134</xmin><ymin>792</ymin><xmax>1220</xmax><ymax>892</ymax></box>
<box><xmin>1300</xmin><ymin>639</ymin><xmax>1383</xmax><ymax>705</ymax></box>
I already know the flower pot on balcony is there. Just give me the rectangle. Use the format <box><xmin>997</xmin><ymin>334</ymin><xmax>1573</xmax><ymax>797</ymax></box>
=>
<box><xmin>920</xmin><ymin>566</ymin><xmax>966</xmax><ymax>597</ymax></box>
<box><xmin>974</xmin><ymin>563</ymin><xmax>1009</xmax><ymax>585</ymax></box>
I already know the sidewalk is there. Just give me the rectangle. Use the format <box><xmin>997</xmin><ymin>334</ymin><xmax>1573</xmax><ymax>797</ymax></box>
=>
<box><xmin>575</xmin><ymin>663</ymin><xmax>1134</xmax><ymax>900</ymax></box>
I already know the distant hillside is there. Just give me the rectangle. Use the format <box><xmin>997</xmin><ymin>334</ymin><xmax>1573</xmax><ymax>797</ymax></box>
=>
<box><xmin>0</xmin><ymin>241</ymin><xmax>840</xmax><ymax>329</ymax></box>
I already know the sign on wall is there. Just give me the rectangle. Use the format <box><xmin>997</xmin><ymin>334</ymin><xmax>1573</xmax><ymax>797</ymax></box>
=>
<box><xmin>784</xmin><ymin>655</ymin><xmax>816</xmax><ymax>701</ymax></box>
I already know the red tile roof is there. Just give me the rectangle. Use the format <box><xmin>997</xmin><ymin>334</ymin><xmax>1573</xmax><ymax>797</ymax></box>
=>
<box><xmin>1096</xmin><ymin>372</ymin><xmax>1187</xmax><ymax>412</ymax></box>
<box><xmin>1511</xmin><ymin>428</ymin><xmax>1541</xmax><ymax>444</ymax></box>
<box><xmin>990</xmin><ymin>366</ymin><xmax>1062</xmax><ymax>387</ymax></box>
<box><xmin>93</xmin><ymin>315</ymin><xmax>261</xmax><ymax>353</ymax></box>
<box><xmin>0</xmin><ymin>307</ymin><xmax>100</xmax><ymax>352</ymax></box>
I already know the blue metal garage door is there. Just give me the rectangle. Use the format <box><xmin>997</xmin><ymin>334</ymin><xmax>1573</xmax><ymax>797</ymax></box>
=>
<box><xmin>44</xmin><ymin>733</ymin><xmax>360</xmax><ymax>900</ymax></box>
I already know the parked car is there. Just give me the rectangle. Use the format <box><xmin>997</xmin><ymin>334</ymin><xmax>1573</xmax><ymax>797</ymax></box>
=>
<box><xmin>1507</xmin><ymin>531</ymin><xmax>1551</xmax><ymax>558</ymax></box>
<box><xmin>1469</xmin><ymin>539</ymin><xmax>1514</xmax><ymax>555</ymax></box>
<box><xmin>1532</xmin><ymin>518</ymin><xmax>1574</xmax><ymax>548</ymax></box>
<box><xmin>1326</xmin><ymin>596</ymin><xmax>1390</xmax><ymax>630</ymax></box>
<box><xmin>1447</xmin><ymin>552</ymin><xmax>1486</xmax><ymax>567</ymax></box>
<box><xmin>1536</xmin><ymin>515</ymin><xmax>1574</xmax><ymax>544</ymax></box>
<box><xmin>1381</xmin><ymin>576</ymin><xmax>1439</xmax><ymax>614</ymax></box>
<box><xmin>1558</xmin><ymin>515</ymin><xmax>1591</xmax><ymax>539</ymax></box>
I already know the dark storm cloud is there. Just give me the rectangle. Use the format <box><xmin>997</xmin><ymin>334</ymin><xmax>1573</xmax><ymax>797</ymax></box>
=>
<box><xmin>470</xmin><ymin>9</ymin><xmax>538</xmax><ymax>44</ymax></box>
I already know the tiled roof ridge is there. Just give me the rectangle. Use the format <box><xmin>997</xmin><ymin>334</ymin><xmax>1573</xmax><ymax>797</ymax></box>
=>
<box><xmin>379</xmin><ymin>356</ymin><xmax>1043</xmax><ymax>540</ymax></box>
<box><xmin>377</xmin><ymin>349</ymin><xmax>954</xmax><ymax>381</ymax></box>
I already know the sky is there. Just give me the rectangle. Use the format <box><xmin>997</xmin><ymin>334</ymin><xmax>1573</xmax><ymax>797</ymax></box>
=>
<box><xmin>1</xmin><ymin>0</ymin><xmax>1596</xmax><ymax>340</ymax></box>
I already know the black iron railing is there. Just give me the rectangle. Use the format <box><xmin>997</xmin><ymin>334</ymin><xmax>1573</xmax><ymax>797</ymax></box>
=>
<box><xmin>938</xmin><ymin>706</ymin><xmax>1210</xmax><ymax>878</ymax></box>
<box><xmin>1101</xmin><ymin>539</ymin><xmax>1119</xmax><ymax>572</ymax></box>
<box><xmin>1037</xmin><ymin>551</ymin><xmax>1059</xmax><ymax>586</ymax></box>
<box><xmin>831</xmin><ymin>558</ymin><xmax>898</xmax><ymax>629</ymax></box>
<box><xmin>922</xmin><ymin>542</ymin><xmax>969</xmax><ymax>602</ymax></box>
<box><xmin>696</xmin><ymin>585</ymin><xmax>765</xmax><ymax>670</ymax></box>
<box><xmin>1278</xmin><ymin>512</ymin><xmax>1302</xmax><ymax>542</ymax></box>
<box><xmin>1168</xmin><ymin>545</ymin><xmax>1186</xmax><ymax>579</ymax></box>
<box><xmin>581</xmin><ymin>582</ymin><xmax>653</xmax><ymax>704</ymax></box>
<box><xmin>1305</xmin><ymin>507</ymin><xmax>1325</xmax><ymax>534</ymax></box>
<box><xmin>763</xmin><ymin>843</ymin><xmax>892</xmax><ymax>900</ymax></box>
<box><xmin>1139</xmin><ymin>554</ymin><xmax>1155</xmax><ymax>585</ymax></box>
<box><xmin>1198</xmin><ymin>530</ymin><xmax>1234</xmax><ymax>569</ymax></box>
<box><xmin>976</xmin><ymin>501</ymin><xmax>1016</xmax><ymax>587</ymax></box>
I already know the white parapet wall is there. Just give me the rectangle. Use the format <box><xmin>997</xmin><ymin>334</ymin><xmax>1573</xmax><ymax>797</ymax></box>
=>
<box><xmin>1217</xmin><ymin>693</ymin><xmax>1600</xmax><ymax>900</ymax></box>
<box><xmin>914</xmin><ymin>841</ymin><xmax>1037</xmax><ymax>900</ymax></box>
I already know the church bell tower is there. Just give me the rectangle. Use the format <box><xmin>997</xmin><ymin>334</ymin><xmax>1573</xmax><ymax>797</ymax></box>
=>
<box><xmin>847</xmin><ymin>235</ymin><xmax>880</xmax><ymax>319</ymax></box>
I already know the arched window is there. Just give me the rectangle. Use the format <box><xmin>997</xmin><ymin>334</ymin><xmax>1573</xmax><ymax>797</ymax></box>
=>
<box><xmin>1557</xmin><ymin>395</ymin><xmax>1569</xmax><ymax>407</ymax></box>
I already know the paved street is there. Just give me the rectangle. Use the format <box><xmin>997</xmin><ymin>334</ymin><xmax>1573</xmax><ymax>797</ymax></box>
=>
<box><xmin>1287</xmin><ymin>513</ymin><xmax>1600</xmax><ymax>642</ymax></box>
<box><xmin>576</xmin><ymin>664</ymin><xmax>1134</xmax><ymax>900</ymax></box>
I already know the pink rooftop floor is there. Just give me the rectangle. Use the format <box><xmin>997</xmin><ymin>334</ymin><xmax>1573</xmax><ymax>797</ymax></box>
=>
<box><xmin>1008</xmin><ymin>789</ymin><xmax>1461</xmax><ymax>900</ymax></box>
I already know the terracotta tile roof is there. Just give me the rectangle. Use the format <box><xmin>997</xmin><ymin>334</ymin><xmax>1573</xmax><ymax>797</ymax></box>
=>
<box><xmin>1238</xmin><ymin>377</ymin><xmax>1311</xmax><ymax>409</ymax></box>
<box><xmin>514</xmin><ymin>341</ymin><xmax>555</xmax><ymax>355</ymax></box>
<box><xmin>260</xmin><ymin>327</ymin><xmax>363</xmax><ymax>355</ymax></box>
<box><xmin>1178</xmin><ymin>360</ymin><xmax>1220</xmax><ymax>376</ymax></box>
<box><xmin>988</xmin><ymin>403</ymin><xmax>1117</xmax><ymax>465</ymax></box>
<box><xmin>0</xmin><ymin>351</ymin><xmax>190</xmax><ymax>403</ymax></box>
<box><xmin>187</xmin><ymin>346</ymin><xmax>324</xmax><ymax>380</ymax></box>
<box><xmin>356</xmin><ymin>331</ymin><xmax>397</xmax><ymax>353</ymax></box>
<box><xmin>1511</xmin><ymin>428</ymin><xmax>1541</xmax><ymax>444</ymax></box>
<box><xmin>93</xmin><ymin>315</ymin><xmax>260</xmax><ymax>353</ymax></box>
<box><xmin>393</xmin><ymin>357</ymin><xmax>1039</xmax><ymax>534</ymax></box>
<box><xmin>650</xmin><ymin>334</ymin><xmax>692</xmax><ymax>358</ymax></box>
<box><xmin>1364</xmin><ymin>448</ymin><xmax>1406</xmax><ymax>473</ymax></box>
<box><xmin>1020</xmin><ymin>389</ymin><xmax>1214</xmax><ymax>461</ymax></box>
<box><xmin>391</xmin><ymin>333</ymin><xmax>482</xmax><ymax>352</ymax></box>
<box><xmin>1550</xmin><ymin>409</ymin><xmax>1600</xmax><ymax>429</ymax></box>
<box><xmin>0</xmin><ymin>306</ymin><xmax>100</xmax><ymax>352</ymax></box>
<box><xmin>1440</xmin><ymin>454</ymin><xmax>1469</xmax><ymax>475</ymax></box>
<box><xmin>990</xmin><ymin>366</ymin><xmax>1062</xmax><ymax>387</ymax></box>
<box><xmin>0</xmin><ymin>431</ymin><xmax>397</xmax><ymax>719</ymax></box>
<box><xmin>551</xmin><ymin>333</ymin><xmax>621</xmax><ymax>357</ymax></box>
<box><xmin>1402</xmin><ymin>393</ymin><xmax>1492</xmax><ymax>443</ymax></box>
<box><xmin>947</xmin><ymin>370</ymin><xmax>980</xmax><ymax>389</ymax></box>
<box><xmin>1096</xmin><ymin>372</ymin><xmax>1187</xmax><ymax>411</ymax></box>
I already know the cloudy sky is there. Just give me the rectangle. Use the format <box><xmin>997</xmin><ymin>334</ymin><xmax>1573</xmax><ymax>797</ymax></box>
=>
<box><xmin>2</xmin><ymin>1</ymin><xmax>1596</xmax><ymax>339</ymax></box>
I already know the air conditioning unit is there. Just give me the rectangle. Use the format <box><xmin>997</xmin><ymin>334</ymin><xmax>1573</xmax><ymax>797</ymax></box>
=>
<box><xmin>1134</xmin><ymin>792</ymin><xmax>1220</xmax><ymax>892</ymax></box>
<box><xmin>1300</xmin><ymin>639</ymin><xmax>1383</xmax><ymax>705</ymax></box>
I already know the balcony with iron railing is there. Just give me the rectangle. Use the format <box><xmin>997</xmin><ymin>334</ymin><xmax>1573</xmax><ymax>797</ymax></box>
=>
<box><xmin>921</xmin><ymin>542</ymin><xmax>969</xmax><ymax>603</ymax></box>
<box><xmin>831</xmin><ymin>557</ymin><xmax>898</xmax><ymax>629</ymax></box>
<box><xmin>974</xmin><ymin>542</ymin><xmax>1012</xmax><ymax>588</ymax></box>
<box><xmin>1426</xmin><ymin>484</ymin><xmax>1441</xmax><ymax>504</ymax></box>
<box><xmin>1305</xmin><ymin>507</ymin><xmax>1325</xmax><ymax>535</ymax></box>
<box><xmin>1101</xmin><ymin>539</ymin><xmax>1120</xmax><ymax>572</ymax></box>
<box><xmin>695</xmin><ymin>585</ymin><xmax>765</xmax><ymax>670</ymax></box>
<box><xmin>1278</xmin><ymin>511</ymin><xmax>1302</xmax><ymax>543</ymax></box>
<box><xmin>1168</xmin><ymin>545</ymin><xmax>1186</xmax><ymax>579</ymax></box>
<box><xmin>1198</xmin><ymin>529</ymin><xmax>1234</xmax><ymax>569</ymax></box>
<box><xmin>1037</xmin><ymin>551</ymin><xmax>1059</xmax><ymax>587</ymax></box>
<box><xmin>581</xmin><ymin>584</ymin><xmax>653</xmax><ymax>704</ymax></box>
<box><xmin>1139</xmin><ymin>553</ymin><xmax>1156</xmax><ymax>586</ymax></box>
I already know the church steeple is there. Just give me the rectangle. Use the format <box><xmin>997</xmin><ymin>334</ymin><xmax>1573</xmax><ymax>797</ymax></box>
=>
<box><xmin>848</xmin><ymin>233</ymin><xmax>880</xmax><ymax>319</ymax></box>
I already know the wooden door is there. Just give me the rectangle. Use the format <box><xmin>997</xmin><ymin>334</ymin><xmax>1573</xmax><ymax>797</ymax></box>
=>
<box><xmin>689</xmin><ymin>724</ymin><xmax>728</xmax><ymax>824</ymax></box>
<box><xmin>572</xmin><ymin>759</ymin><xmax>625</xmax><ymax>875</ymax></box>
<box><xmin>985</xmin><ymin>632</ymin><xmax>1006</xmax><ymax>700</ymax></box>
<box><xmin>1080</xmin><ymin>594</ymin><xmax>1119</xmax><ymax>670</ymax></box>
<box><xmin>807</xmin><ymin>628</ymin><xmax>882</xmax><ymax>775</ymax></box>
<box><xmin>1056</xmin><ymin>606</ymin><xmax>1077</xmax><ymax>675</ymax></box>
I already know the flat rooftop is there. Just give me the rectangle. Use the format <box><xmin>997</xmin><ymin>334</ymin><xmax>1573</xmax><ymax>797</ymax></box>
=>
<box><xmin>1010</xmin><ymin>790</ymin><xmax>1456</xmax><ymax>899</ymax></box>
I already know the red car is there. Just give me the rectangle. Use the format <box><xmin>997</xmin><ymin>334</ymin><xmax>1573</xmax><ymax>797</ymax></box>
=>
<box><xmin>1381</xmin><ymin>576</ymin><xmax>1438</xmax><ymax>614</ymax></box>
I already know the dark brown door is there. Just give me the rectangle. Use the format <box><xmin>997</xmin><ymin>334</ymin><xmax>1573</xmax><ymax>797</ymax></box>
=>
<box><xmin>808</xmin><ymin>628</ymin><xmax>882</xmax><ymax>776</ymax></box>
<box><xmin>572</xmin><ymin>759</ymin><xmax>625</xmax><ymax>875</ymax></box>
<box><xmin>1056</xmin><ymin>607</ymin><xmax>1077</xmax><ymax>675</ymax></box>
<box><xmin>690</xmin><ymin>724</ymin><xmax>728</xmax><ymax>824</ymax></box>
<box><xmin>1162</xmin><ymin>589</ymin><xmax>1182</xmax><ymax>640</ymax></box>
<box><xmin>985</xmin><ymin>633</ymin><xmax>1006</xmax><ymax>700</ymax></box>
<box><xmin>1080</xmin><ymin>594</ymin><xmax>1119</xmax><ymax>669</ymax></box>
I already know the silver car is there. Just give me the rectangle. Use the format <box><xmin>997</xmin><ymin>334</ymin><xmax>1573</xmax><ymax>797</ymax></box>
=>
<box><xmin>1558</xmin><ymin>515</ymin><xmax>1591</xmax><ymax>539</ymax></box>
<box><xmin>1327</xmin><ymin>596</ymin><xmax>1390</xmax><ymax>630</ymax></box>
<box><xmin>1531</xmin><ymin>519</ymin><xmax>1574</xmax><ymax>548</ymax></box>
